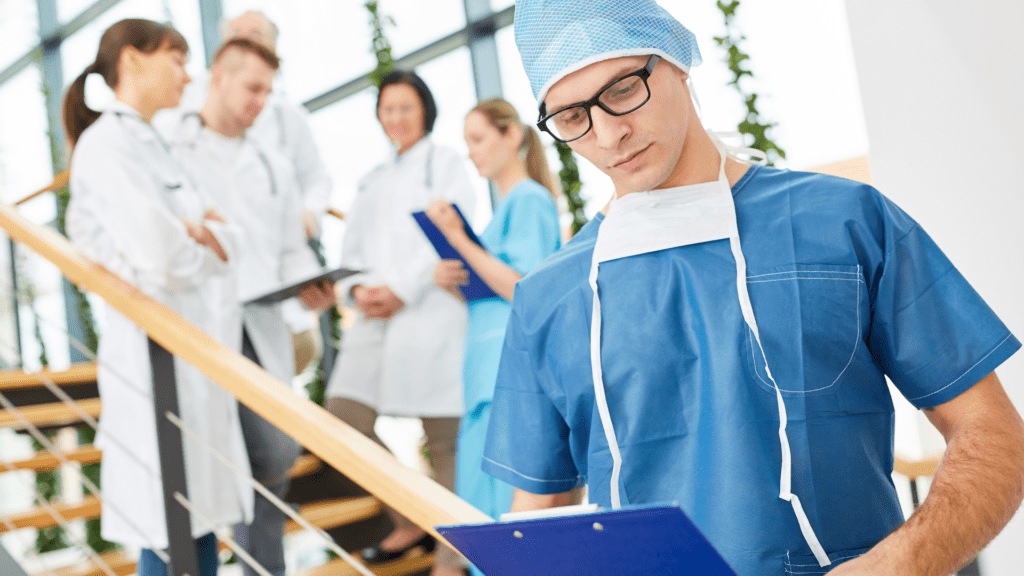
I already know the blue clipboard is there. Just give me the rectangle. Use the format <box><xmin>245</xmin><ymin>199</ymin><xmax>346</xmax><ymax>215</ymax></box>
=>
<box><xmin>437</xmin><ymin>504</ymin><xmax>738</xmax><ymax>576</ymax></box>
<box><xmin>412</xmin><ymin>204</ymin><xmax>499</xmax><ymax>302</ymax></box>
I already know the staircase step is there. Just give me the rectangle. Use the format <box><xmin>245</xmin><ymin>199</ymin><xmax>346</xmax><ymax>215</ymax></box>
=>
<box><xmin>0</xmin><ymin>398</ymin><xmax>101</xmax><ymax>430</ymax></box>
<box><xmin>3</xmin><ymin>445</ymin><xmax>102</xmax><ymax>474</ymax></box>
<box><xmin>296</xmin><ymin>550</ymin><xmax>435</xmax><ymax>576</ymax></box>
<box><xmin>0</xmin><ymin>495</ymin><xmax>101</xmax><ymax>533</ymax></box>
<box><xmin>32</xmin><ymin>549</ymin><xmax>135</xmax><ymax>576</ymax></box>
<box><xmin>289</xmin><ymin>453</ymin><xmax>322</xmax><ymax>479</ymax></box>
<box><xmin>0</xmin><ymin>364</ymin><xmax>98</xmax><ymax>391</ymax></box>
<box><xmin>285</xmin><ymin>496</ymin><xmax>383</xmax><ymax>534</ymax></box>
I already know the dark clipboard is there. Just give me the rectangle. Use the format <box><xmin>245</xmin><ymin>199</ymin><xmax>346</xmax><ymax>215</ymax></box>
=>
<box><xmin>412</xmin><ymin>205</ymin><xmax>500</xmax><ymax>302</ymax></box>
<box><xmin>243</xmin><ymin>267</ymin><xmax>360</xmax><ymax>305</ymax></box>
<box><xmin>436</xmin><ymin>504</ymin><xmax>738</xmax><ymax>576</ymax></box>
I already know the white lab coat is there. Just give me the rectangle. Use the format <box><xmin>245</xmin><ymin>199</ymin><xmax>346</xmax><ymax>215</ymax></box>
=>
<box><xmin>326</xmin><ymin>139</ymin><xmax>474</xmax><ymax>416</ymax></box>
<box><xmin>154</xmin><ymin>72</ymin><xmax>333</xmax><ymax>221</ymax></box>
<box><xmin>166</xmin><ymin>115</ymin><xmax>323</xmax><ymax>382</ymax></box>
<box><xmin>66</xmin><ymin>101</ymin><xmax>253</xmax><ymax>548</ymax></box>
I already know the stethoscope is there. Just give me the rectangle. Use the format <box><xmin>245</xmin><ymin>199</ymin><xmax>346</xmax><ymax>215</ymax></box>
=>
<box><xmin>179</xmin><ymin>111</ymin><xmax>279</xmax><ymax>196</ymax></box>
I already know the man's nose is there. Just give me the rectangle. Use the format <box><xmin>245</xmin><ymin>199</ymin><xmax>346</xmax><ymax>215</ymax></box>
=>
<box><xmin>589</xmin><ymin>106</ymin><xmax>629</xmax><ymax>149</ymax></box>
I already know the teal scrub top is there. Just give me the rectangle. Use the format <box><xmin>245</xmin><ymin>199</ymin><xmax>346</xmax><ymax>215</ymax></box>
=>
<box><xmin>482</xmin><ymin>165</ymin><xmax>1020</xmax><ymax>575</ymax></box>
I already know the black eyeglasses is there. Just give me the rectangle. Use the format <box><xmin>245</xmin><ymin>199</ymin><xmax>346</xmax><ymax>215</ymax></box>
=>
<box><xmin>537</xmin><ymin>55</ymin><xmax>660</xmax><ymax>143</ymax></box>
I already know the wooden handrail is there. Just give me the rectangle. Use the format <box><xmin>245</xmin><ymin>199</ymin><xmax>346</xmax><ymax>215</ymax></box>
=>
<box><xmin>12</xmin><ymin>170</ymin><xmax>69</xmax><ymax>206</ymax></box>
<box><xmin>0</xmin><ymin>201</ymin><xmax>491</xmax><ymax>540</ymax></box>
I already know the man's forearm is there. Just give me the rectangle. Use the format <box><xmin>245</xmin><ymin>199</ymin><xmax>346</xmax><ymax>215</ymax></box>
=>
<box><xmin>510</xmin><ymin>487</ymin><xmax>585</xmax><ymax>513</ymax></box>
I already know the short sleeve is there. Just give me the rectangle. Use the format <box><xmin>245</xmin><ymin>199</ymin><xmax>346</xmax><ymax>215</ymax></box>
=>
<box><xmin>867</xmin><ymin>195</ymin><xmax>1020</xmax><ymax>408</ymax></box>
<box><xmin>482</xmin><ymin>295</ymin><xmax>583</xmax><ymax>494</ymax></box>
<box><xmin>492</xmin><ymin>191</ymin><xmax>561</xmax><ymax>276</ymax></box>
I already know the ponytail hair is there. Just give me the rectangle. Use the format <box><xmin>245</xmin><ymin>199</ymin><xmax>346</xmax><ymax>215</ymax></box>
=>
<box><xmin>62</xmin><ymin>18</ymin><xmax>188</xmax><ymax>146</ymax></box>
<box><xmin>471</xmin><ymin>97</ymin><xmax>557</xmax><ymax>198</ymax></box>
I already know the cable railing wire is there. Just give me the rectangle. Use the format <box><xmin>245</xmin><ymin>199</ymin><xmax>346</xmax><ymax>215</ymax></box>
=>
<box><xmin>0</xmin><ymin>388</ymin><xmax>169</xmax><ymax>564</ymax></box>
<box><xmin>0</xmin><ymin>456</ymin><xmax>120</xmax><ymax>576</ymax></box>
<box><xmin>0</xmin><ymin>509</ymin><xmax>62</xmax><ymax>576</ymax></box>
<box><xmin>172</xmin><ymin>493</ymin><xmax>275</xmax><ymax>576</ymax></box>
<box><xmin>0</xmin><ymin>351</ymin><xmax>161</xmax><ymax>488</ymax></box>
<box><xmin>165</xmin><ymin>411</ymin><xmax>376</xmax><ymax>576</ymax></box>
<box><xmin>10</xmin><ymin>279</ymin><xmax>379</xmax><ymax>575</ymax></box>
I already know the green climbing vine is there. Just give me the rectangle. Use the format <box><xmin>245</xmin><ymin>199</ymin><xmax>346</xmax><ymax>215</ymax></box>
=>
<box><xmin>714</xmin><ymin>0</ymin><xmax>786</xmax><ymax>166</ymax></box>
<box><xmin>555</xmin><ymin>142</ymin><xmax>587</xmax><ymax>235</ymax></box>
<box><xmin>366</xmin><ymin>1</ymin><xmax>396</xmax><ymax>88</ymax></box>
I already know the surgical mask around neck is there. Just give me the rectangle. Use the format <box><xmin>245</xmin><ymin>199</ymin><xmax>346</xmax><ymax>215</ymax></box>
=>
<box><xmin>588</xmin><ymin>136</ymin><xmax>831</xmax><ymax>567</ymax></box>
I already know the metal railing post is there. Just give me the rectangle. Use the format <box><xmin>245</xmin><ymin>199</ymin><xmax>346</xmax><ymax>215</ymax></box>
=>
<box><xmin>148</xmin><ymin>338</ymin><xmax>200</xmax><ymax>576</ymax></box>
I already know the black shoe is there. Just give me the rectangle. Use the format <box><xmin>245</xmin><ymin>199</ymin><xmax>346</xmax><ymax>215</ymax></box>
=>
<box><xmin>359</xmin><ymin>532</ymin><xmax>436</xmax><ymax>565</ymax></box>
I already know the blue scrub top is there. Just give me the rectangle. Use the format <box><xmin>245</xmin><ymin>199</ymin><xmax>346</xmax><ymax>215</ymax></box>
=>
<box><xmin>482</xmin><ymin>165</ymin><xmax>1020</xmax><ymax>575</ymax></box>
<box><xmin>465</xmin><ymin>178</ymin><xmax>562</xmax><ymax>411</ymax></box>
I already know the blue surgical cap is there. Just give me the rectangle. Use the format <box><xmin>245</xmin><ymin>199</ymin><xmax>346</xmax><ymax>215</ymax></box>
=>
<box><xmin>515</xmin><ymin>0</ymin><xmax>702</xmax><ymax>106</ymax></box>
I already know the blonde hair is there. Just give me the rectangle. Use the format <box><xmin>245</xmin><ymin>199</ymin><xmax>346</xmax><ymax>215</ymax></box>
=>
<box><xmin>470</xmin><ymin>98</ymin><xmax>557</xmax><ymax>198</ymax></box>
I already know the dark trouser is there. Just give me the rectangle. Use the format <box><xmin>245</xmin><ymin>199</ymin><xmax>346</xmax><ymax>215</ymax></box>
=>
<box><xmin>235</xmin><ymin>329</ymin><xmax>302</xmax><ymax>576</ymax></box>
<box><xmin>137</xmin><ymin>533</ymin><xmax>218</xmax><ymax>576</ymax></box>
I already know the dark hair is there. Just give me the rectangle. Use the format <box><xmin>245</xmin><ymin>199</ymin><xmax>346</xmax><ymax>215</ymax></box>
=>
<box><xmin>376</xmin><ymin>70</ymin><xmax>437</xmax><ymax>133</ymax></box>
<box><xmin>213</xmin><ymin>37</ymin><xmax>280</xmax><ymax>70</ymax></box>
<box><xmin>471</xmin><ymin>98</ymin><xmax>557</xmax><ymax>198</ymax></box>
<box><xmin>62</xmin><ymin>19</ymin><xmax>188</xmax><ymax>146</ymax></box>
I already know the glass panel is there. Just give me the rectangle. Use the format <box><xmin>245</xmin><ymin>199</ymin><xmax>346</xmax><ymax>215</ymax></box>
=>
<box><xmin>220</xmin><ymin>0</ymin><xmax>376</xmax><ymax>105</ymax></box>
<box><xmin>0</xmin><ymin>0</ymin><xmax>39</xmax><ymax>72</ymax></box>
<box><xmin>61</xmin><ymin>0</ymin><xmax>207</xmax><ymax>90</ymax></box>
<box><xmin>0</xmin><ymin>66</ymin><xmax>70</xmax><ymax>371</ymax></box>
<box><xmin>312</xmin><ymin>46</ymin><xmax>490</xmax><ymax>265</ymax></box>
<box><xmin>384</xmin><ymin>0</ymin><xmax>465</xmax><ymax>58</ymax></box>
<box><xmin>415</xmin><ymin>46</ymin><xmax>491</xmax><ymax>225</ymax></box>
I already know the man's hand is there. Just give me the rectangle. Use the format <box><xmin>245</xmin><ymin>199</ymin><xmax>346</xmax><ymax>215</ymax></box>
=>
<box><xmin>301</xmin><ymin>209</ymin><xmax>319</xmax><ymax>239</ymax></box>
<box><xmin>352</xmin><ymin>284</ymin><xmax>405</xmax><ymax>320</ymax></box>
<box><xmin>829</xmin><ymin>371</ymin><xmax>1024</xmax><ymax>575</ymax></box>
<box><xmin>298</xmin><ymin>280</ymin><xmax>335</xmax><ymax>311</ymax></box>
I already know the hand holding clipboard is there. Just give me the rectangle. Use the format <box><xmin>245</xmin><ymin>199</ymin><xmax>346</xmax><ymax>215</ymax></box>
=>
<box><xmin>413</xmin><ymin>202</ymin><xmax>499</xmax><ymax>302</ymax></box>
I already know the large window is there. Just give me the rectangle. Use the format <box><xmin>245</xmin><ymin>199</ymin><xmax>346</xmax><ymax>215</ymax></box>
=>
<box><xmin>0</xmin><ymin>0</ymin><xmax>39</xmax><ymax>70</ymax></box>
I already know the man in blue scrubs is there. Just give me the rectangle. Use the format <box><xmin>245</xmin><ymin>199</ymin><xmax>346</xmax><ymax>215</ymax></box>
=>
<box><xmin>482</xmin><ymin>1</ymin><xmax>1024</xmax><ymax>574</ymax></box>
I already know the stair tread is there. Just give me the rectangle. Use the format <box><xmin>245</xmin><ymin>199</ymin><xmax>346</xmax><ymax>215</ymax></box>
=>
<box><xmin>0</xmin><ymin>495</ymin><xmax>102</xmax><ymax>533</ymax></box>
<box><xmin>0</xmin><ymin>363</ymin><xmax>98</xmax><ymax>391</ymax></box>
<box><xmin>288</xmin><ymin>453</ymin><xmax>322</xmax><ymax>479</ymax></box>
<box><xmin>285</xmin><ymin>496</ymin><xmax>383</xmax><ymax>534</ymax></box>
<box><xmin>296</xmin><ymin>550</ymin><xmax>435</xmax><ymax>576</ymax></box>
<box><xmin>3</xmin><ymin>445</ymin><xmax>102</xmax><ymax>474</ymax></box>
<box><xmin>31</xmin><ymin>549</ymin><xmax>134</xmax><ymax>576</ymax></box>
<box><xmin>0</xmin><ymin>398</ymin><xmax>101</xmax><ymax>430</ymax></box>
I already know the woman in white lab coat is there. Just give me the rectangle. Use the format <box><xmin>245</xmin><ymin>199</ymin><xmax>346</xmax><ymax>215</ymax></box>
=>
<box><xmin>63</xmin><ymin>19</ymin><xmax>251</xmax><ymax>576</ymax></box>
<box><xmin>325</xmin><ymin>70</ymin><xmax>474</xmax><ymax>575</ymax></box>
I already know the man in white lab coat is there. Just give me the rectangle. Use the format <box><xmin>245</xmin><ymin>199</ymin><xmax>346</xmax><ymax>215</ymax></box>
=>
<box><xmin>164</xmin><ymin>38</ymin><xmax>335</xmax><ymax>576</ymax></box>
<box><xmin>155</xmin><ymin>10</ymin><xmax>333</xmax><ymax>371</ymax></box>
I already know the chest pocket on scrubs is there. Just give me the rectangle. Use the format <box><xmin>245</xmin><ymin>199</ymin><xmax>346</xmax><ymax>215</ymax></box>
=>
<box><xmin>744</xmin><ymin>264</ymin><xmax>866</xmax><ymax>397</ymax></box>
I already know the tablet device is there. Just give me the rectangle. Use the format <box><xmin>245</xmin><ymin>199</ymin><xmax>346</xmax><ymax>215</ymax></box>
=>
<box><xmin>243</xmin><ymin>267</ymin><xmax>360</xmax><ymax>305</ymax></box>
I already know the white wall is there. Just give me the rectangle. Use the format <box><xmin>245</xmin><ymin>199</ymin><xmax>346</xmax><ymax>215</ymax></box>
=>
<box><xmin>843</xmin><ymin>1</ymin><xmax>1024</xmax><ymax>572</ymax></box>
